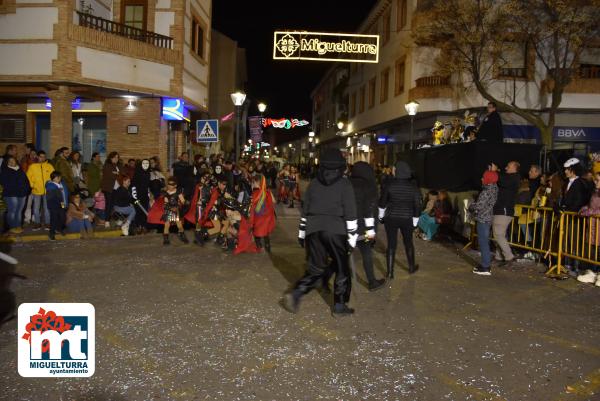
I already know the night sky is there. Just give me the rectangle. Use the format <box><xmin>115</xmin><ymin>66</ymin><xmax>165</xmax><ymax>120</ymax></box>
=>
<box><xmin>212</xmin><ymin>1</ymin><xmax>378</xmax><ymax>122</ymax></box>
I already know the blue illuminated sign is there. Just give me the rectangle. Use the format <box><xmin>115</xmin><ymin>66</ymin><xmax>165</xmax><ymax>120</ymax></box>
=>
<box><xmin>44</xmin><ymin>98</ymin><xmax>81</xmax><ymax>110</ymax></box>
<box><xmin>377</xmin><ymin>136</ymin><xmax>387</xmax><ymax>144</ymax></box>
<box><xmin>162</xmin><ymin>98</ymin><xmax>185</xmax><ymax>121</ymax></box>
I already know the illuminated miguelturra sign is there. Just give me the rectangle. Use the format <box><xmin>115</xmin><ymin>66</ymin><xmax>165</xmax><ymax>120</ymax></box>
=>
<box><xmin>273</xmin><ymin>31</ymin><xmax>379</xmax><ymax>63</ymax></box>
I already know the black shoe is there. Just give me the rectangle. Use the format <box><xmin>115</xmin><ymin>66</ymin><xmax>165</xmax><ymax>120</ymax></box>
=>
<box><xmin>254</xmin><ymin>237</ymin><xmax>263</xmax><ymax>250</ymax></box>
<box><xmin>49</xmin><ymin>233</ymin><xmax>56</xmax><ymax>241</ymax></box>
<box><xmin>193</xmin><ymin>230</ymin><xmax>204</xmax><ymax>246</ymax></box>
<box><xmin>264</xmin><ymin>237</ymin><xmax>271</xmax><ymax>253</ymax></box>
<box><xmin>408</xmin><ymin>264</ymin><xmax>419</xmax><ymax>275</ymax></box>
<box><xmin>178</xmin><ymin>232</ymin><xmax>189</xmax><ymax>244</ymax></box>
<box><xmin>288</xmin><ymin>203</ymin><xmax>294</xmax><ymax>208</ymax></box>
<box><xmin>332</xmin><ymin>303</ymin><xmax>355</xmax><ymax>316</ymax></box>
<box><xmin>163</xmin><ymin>234</ymin><xmax>170</xmax><ymax>245</ymax></box>
<box><xmin>282</xmin><ymin>293</ymin><xmax>299</xmax><ymax>314</ymax></box>
<box><xmin>215</xmin><ymin>233</ymin><xmax>225</xmax><ymax>246</ymax></box>
<box><xmin>473</xmin><ymin>266</ymin><xmax>491</xmax><ymax>276</ymax></box>
<box><xmin>368</xmin><ymin>279</ymin><xmax>386</xmax><ymax>292</ymax></box>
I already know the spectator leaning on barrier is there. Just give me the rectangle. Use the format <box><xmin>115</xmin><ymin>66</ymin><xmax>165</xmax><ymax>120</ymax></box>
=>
<box><xmin>470</xmin><ymin>170</ymin><xmax>499</xmax><ymax>275</ymax></box>
<box><xmin>491</xmin><ymin>161</ymin><xmax>520</xmax><ymax>264</ymax></box>
<box><xmin>577</xmin><ymin>171</ymin><xmax>600</xmax><ymax>287</ymax></box>
<box><xmin>561</xmin><ymin>158</ymin><xmax>589</xmax><ymax>213</ymax></box>
<box><xmin>528</xmin><ymin>165</ymin><xmax>542</xmax><ymax>201</ymax></box>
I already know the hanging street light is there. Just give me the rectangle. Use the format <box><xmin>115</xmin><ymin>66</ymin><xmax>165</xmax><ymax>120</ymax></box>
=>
<box><xmin>257</xmin><ymin>102</ymin><xmax>267</xmax><ymax>113</ymax></box>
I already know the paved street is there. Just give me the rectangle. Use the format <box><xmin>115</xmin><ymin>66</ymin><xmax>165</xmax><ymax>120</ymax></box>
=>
<box><xmin>1</xmin><ymin>205</ymin><xmax>600</xmax><ymax>401</ymax></box>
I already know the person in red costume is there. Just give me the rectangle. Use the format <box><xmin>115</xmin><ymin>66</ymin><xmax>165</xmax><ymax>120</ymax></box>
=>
<box><xmin>234</xmin><ymin>174</ymin><xmax>276</xmax><ymax>255</ymax></box>
<box><xmin>183</xmin><ymin>173</ymin><xmax>212</xmax><ymax>245</ymax></box>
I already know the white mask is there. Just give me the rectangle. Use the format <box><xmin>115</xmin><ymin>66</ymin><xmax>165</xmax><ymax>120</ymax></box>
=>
<box><xmin>141</xmin><ymin>160</ymin><xmax>150</xmax><ymax>171</ymax></box>
<box><xmin>215</xmin><ymin>165</ymin><xmax>222</xmax><ymax>174</ymax></box>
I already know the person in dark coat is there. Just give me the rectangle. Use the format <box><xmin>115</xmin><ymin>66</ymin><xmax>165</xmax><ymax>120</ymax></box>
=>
<box><xmin>350</xmin><ymin>162</ymin><xmax>386</xmax><ymax>291</ymax></box>
<box><xmin>476</xmin><ymin>102</ymin><xmax>504</xmax><ymax>143</ymax></box>
<box><xmin>0</xmin><ymin>156</ymin><xmax>31</xmax><ymax>233</ymax></box>
<box><xmin>46</xmin><ymin>171</ymin><xmax>68</xmax><ymax>240</ymax></box>
<box><xmin>131</xmin><ymin>159</ymin><xmax>151</xmax><ymax>233</ymax></box>
<box><xmin>100</xmin><ymin>152</ymin><xmax>120</xmax><ymax>219</ymax></box>
<box><xmin>171</xmin><ymin>152</ymin><xmax>194</xmax><ymax>199</ymax></box>
<box><xmin>378</xmin><ymin>161</ymin><xmax>422</xmax><ymax>277</ymax></box>
<box><xmin>561</xmin><ymin>158</ymin><xmax>590</xmax><ymax>212</ymax></box>
<box><xmin>283</xmin><ymin>148</ymin><xmax>358</xmax><ymax>316</ymax></box>
<box><xmin>492</xmin><ymin>161</ymin><xmax>520</xmax><ymax>263</ymax></box>
<box><xmin>528</xmin><ymin>165</ymin><xmax>542</xmax><ymax>201</ymax></box>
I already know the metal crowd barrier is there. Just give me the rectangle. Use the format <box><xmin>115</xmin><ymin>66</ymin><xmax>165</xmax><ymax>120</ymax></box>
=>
<box><xmin>464</xmin><ymin>205</ymin><xmax>600</xmax><ymax>278</ymax></box>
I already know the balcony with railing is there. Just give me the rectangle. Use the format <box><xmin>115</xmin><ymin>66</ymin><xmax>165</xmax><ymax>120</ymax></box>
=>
<box><xmin>409</xmin><ymin>75</ymin><xmax>453</xmax><ymax>99</ymax></box>
<box><xmin>76</xmin><ymin>11</ymin><xmax>173</xmax><ymax>49</ymax></box>
<box><xmin>67</xmin><ymin>11</ymin><xmax>180</xmax><ymax>66</ymax></box>
<box><xmin>545</xmin><ymin>65</ymin><xmax>600</xmax><ymax>94</ymax></box>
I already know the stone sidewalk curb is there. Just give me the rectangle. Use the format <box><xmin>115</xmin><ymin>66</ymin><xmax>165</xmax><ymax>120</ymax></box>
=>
<box><xmin>0</xmin><ymin>229</ymin><xmax>123</xmax><ymax>243</ymax></box>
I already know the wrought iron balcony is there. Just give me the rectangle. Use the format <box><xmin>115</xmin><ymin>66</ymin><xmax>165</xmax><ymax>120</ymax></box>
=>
<box><xmin>499</xmin><ymin>67</ymin><xmax>527</xmax><ymax>78</ymax></box>
<box><xmin>76</xmin><ymin>11</ymin><xmax>173</xmax><ymax>49</ymax></box>
<box><xmin>415</xmin><ymin>75</ymin><xmax>450</xmax><ymax>87</ymax></box>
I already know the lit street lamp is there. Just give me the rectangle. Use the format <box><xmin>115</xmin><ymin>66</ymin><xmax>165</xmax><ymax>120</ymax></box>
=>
<box><xmin>404</xmin><ymin>100</ymin><xmax>420</xmax><ymax>150</ymax></box>
<box><xmin>337</xmin><ymin>121</ymin><xmax>344</xmax><ymax>130</ymax></box>
<box><xmin>257</xmin><ymin>102</ymin><xmax>267</xmax><ymax>114</ymax></box>
<box><xmin>230</xmin><ymin>91</ymin><xmax>247</xmax><ymax>161</ymax></box>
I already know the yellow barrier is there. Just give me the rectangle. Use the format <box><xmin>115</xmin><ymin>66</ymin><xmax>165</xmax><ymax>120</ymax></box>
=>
<box><xmin>464</xmin><ymin>204</ymin><xmax>599</xmax><ymax>278</ymax></box>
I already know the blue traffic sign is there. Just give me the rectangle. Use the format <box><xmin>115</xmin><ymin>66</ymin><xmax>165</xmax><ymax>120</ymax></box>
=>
<box><xmin>196</xmin><ymin>119</ymin><xmax>219</xmax><ymax>143</ymax></box>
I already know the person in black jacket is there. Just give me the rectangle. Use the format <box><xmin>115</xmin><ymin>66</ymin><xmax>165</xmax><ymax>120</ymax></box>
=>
<box><xmin>283</xmin><ymin>148</ymin><xmax>358</xmax><ymax>316</ymax></box>
<box><xmin>46</xmin><ymin>171</ymin><xmax>67</xmax><ymax>240</ymax></box>
<box><xmin>0</xmin><ymin>156</ymin><xmax>31</xmax><ymax>233</ymax></box>
<box><xmin>491</xmin><ymin>161</ymin><xmax>520</xmax><ymax>263</ymax></box>
<box><xmin>132</xmin><ymin>159</ymin><xmax>151</xmax><ymax>233</ymax></box>
<box><xmin>378</xmin><ymin>161</ymin><xmax>422</xmax><ymax>277</ymax></box>
<box><xmin>171</xmin><ymin>152</ymin><xmax>194</xmax><ymax>199</ymax></box>
<box><xmin>476</xmin><ymin>102</ymin><xmax>504</xmax><ymax>143</ymax></box>
<box><xmin>112</xmin><ymin>175</ymin><xmax>136</xmax><ymax>236</ymax></box>
<box><xmin>350</xmin><ymin>162</ymin><xmax>386</xmax><ymax>291</ymax></box>
<box><xmin>561</xmin><ymin>158</ymin><xmax>590</xmax><ymax>212</ymax></box>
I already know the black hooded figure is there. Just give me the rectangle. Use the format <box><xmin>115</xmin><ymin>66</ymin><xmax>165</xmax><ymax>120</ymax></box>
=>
<box><xmin>378</xmin><ymin>161</ymin><xmax>422</xmax><ymax>277</ymax></box>
<box><xmin>132</xmin><ymin>159</ymin><xmax>151</xmax><ymax>231</ymax></box>
<box><xmin>350</xmin><ymin>162</ymin><xmax>386</xmax><ymax>291</ymax></box>
<box><xmin>283</xmin><ymin>148</ymin><xmax>358</xmax><ymax>316</ymax></box>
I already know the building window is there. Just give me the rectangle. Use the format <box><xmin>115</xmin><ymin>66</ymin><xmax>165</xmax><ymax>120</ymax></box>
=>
<box><xmin>359</xmin><ymin>86</ymin><xmax>365</xmax><ymax>113</ymax></box>
<box><xmin>395</xmin><ymin>59</ymin><xmax>405</xmax><ymax>96</ymax></box>
<box><xmin>498</xmin><ymin>41</ymin><xmax>529</xmax><ymax>79</ymax></box>
<box><xmin>368</xmin><ymin>77</ymin><xmax>376</xmax><ymax>109</ymax></box>
<box><xmin>191</xmin><ymin>15</ymin><xmax>205</xmax><ymax>60</ymax></box>
<box><xmin>380</xmin><ymin>68</ymin><xmax>390</xmax><ymax>103</ymax></box>
<box><xmin>122</xmin><ymin>0</ymin><xmax>146</xmax><ymax>30</ymax></box>
<box><xmin>397</xmin><ymin>0</ymin><xmax>407</xmax><ymax>31</ymax></box>
<box><xmin>383</xmin><ymin>10</ymin><xmax>391</xmax><ymax>44</ymax></box>
<box><xmin>0</xmin><ymin>115</ymin><xmax>25</xmax><ymax>143</ymax></box>
<box><xmin>350</xmin><ymin>92</ymin><xmax>357</xmax><ymax>117</ymax></box>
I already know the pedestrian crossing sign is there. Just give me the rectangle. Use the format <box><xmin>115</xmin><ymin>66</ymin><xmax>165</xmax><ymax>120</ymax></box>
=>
<box><xmin>196</xmin><ymin>119</ymin><xmax>219</xmax><ymax>143</ymax></box>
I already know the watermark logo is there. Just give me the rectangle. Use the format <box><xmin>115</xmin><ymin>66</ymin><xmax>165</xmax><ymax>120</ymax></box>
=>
<box><xmin>18</xmin><ymin>303</ymin><xmax>95</xmax><ymax>377</ymax></box>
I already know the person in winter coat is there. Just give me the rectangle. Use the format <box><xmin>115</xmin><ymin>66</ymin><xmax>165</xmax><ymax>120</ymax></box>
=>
<box><xmin>576</xmin><ymin>171</ymin><xmax>600</xmax><ymax>286</ymax></box>
<box><xmin>131</xmin><ymin>159</ymin><xmax>151</xmax><ymax>233</ymax></box>
<box><xmin>171</xmin><ymin>152</ymin><xmax>194</xmax><ymax>199</ymax></box>
<box><xmin>66</xmin><ymin>193</ymin><xmax>94</xmax><ymax>238</ymax></box>
<box><xmin>378</xmin><ymin>161</ymin><xmax>422</xmax><ymax>277</ymax></box>
<box><xmin>149</xmin><ymin>157</ymin><xmax>166</xmax><ymax>200</ymax></box>
<box><xmin>476</xmin><ymin>102</ymin><xmax>504</xmax><ymax>143</ymax></box>
<box><xmin>0</xmin><ymin>156</ymin><xmax>31</xmax><ymax>233</ymax></box>
<box><xmin>491</xmin><ymin>161</ymin><xmax>520</xmax><ymax>264</ymax></box>
<box><xmin>100</xmin><ymin>151</ymin><xmax>120</xmax><ymax>220</ymax></box>
<box><xmin>85</xmin><ymin>152</ymin><xmax>102</xmax><ymax>196</ymax></box>
<box><xmin>112</xmin><ymin>174</ymin><xmax>136</xmax><ymax>236</ymax></box>
<box><xmin>26</xmin><ymin>150</ymin><xmax>54</xmax><ymax>230</ymax></box>
<box><xmin>350</xmin><ymin>161</ymin><xmax>386</xmax><ymax>291</ymax></box>
<box><xmin>45</xmin><ymin>171</ymin><xmax>68</xmax><ymax>240</ymax></box>
<box><xmin>561</xmin><ymin>158</ymin><xmax>590</xmax><ymax>212</ymax></box>
<box><xmin>52</xmin><ymin>147</ymin><xmax>75</xmax><ymax>193</ymax></box>
<box><xmin>283</xmin><ymin>148</ymin><xmax>358</xmax><ymax>316</ymax></box>
<box><xmin>470</xmin><ymin>170</ymin><xmax>499</xmax><ymax>275</ymax></box>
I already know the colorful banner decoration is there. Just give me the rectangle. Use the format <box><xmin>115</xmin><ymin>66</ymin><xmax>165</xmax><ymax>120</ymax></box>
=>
<box><xmin>262</xmin><ymin>118</ymin><xmax>309</xmax><ymax>129</ymax></box>
<box><xmin>273</xmin><ymin>31</ymin><xmax>379</xmax><ymax>63</ymax></box>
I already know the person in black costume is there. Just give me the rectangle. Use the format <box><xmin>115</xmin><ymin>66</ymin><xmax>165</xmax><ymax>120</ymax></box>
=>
<box><xmin>349</xmin><ymin>162</ymin><xmax>386</xmax><ymax>291</ymax></box>
<box><xmin>378</xmin><ymin>161</ymin><xmax>422</xmax><ymax>277</ymax></box>
<box><xmin>476</xmin><ymin>102</ymin><xmax>504</xmax><ymax>143</ymax></box>
<box><xmin>283</xmin><ymin>148</ymin><xmax>358</xmax><ymax>316</ymax></box>
<box><xmin>561</xmin><ymin>158</ymin><xmax>591</xmax><ymax>212</ymax></box>
<box><xmin>131</xmin><ymin>159</ymin><xmax>151</xmax><ymax>233</ymax></box>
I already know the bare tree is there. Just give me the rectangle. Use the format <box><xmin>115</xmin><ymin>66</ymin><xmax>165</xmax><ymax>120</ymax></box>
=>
<box><xmin>413</xmin><ymin>0</ymin><xmax>600</xmax><ymax>146</ymax></box>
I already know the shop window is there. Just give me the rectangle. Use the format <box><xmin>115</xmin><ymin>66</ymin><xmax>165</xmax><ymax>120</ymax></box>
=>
<box><xmin>380</xmin><ymin>68</ymin><xmax>390</xmax><ymax>103</ymax></box>
<box><xmin>0</xmin><ymin>115</ymin><xmax>25</xmax><ymax>143</ymax></box>
<box><xmin>395</xmin><ymin>59</ymin><xmax>405</xmax><ymax>96</ymax></box>
<box><xmin>397</xmin><ymin>0</ymin><xmax>407</xmax><ymax>31</ymax></box>
<box><xmin>368</xmin><ymin>77</ymin><xmax>376</xmax><ymax>109</ymax></box>
<box><xmin>191</xmin><ymin>12</ymin><xmax>206</xmax><ymax>60</ymax></box>
<box><xmin>359</xmin><ymin>85</ymin><xmax>365</xmax><ymax>113</ymax></box>
<box><xmin>350</xmin><ymin>92</ymin><xmax>357</xmax><ymax>117</ymax></box>
<box><xmin>122</xmin><ymin>0</ymin><xmax>146</xmax><ymax>30</ymax></box>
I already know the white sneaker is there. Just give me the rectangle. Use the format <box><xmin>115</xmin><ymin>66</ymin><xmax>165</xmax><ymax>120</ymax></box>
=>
<box><xmin>121</xmin><ymin>222</ymin><xmax>130</xmax><ymax>236</ymax></box>
<box><xmin>104</xmin><ymin>221</ymin><xmax>110</xmax><ymax>228</ymax></box>
<box><xmin>577</xmin><ymin>270</ymin><xmax>597</xmax><ymax>284</ymax></box>
<box><xmin>115</xmin><ymin>219</ymin><xmax>124</xmax><ymax>227</ymax></box>
<box><xmin>595</xmin><ymin>276</ymin><xmax>600</xmax><ymax>287</ymax></box>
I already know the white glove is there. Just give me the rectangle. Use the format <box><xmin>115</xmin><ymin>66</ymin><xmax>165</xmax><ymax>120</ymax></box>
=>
<box><xmin>348</xmin><ymin>233</ymin><xmax>358</xmax><ymax>249</ymax></box>
<box><xmin>298</xmin><ymin>217</ymin><xmax>306</xmax><ymax>239</ymax></box>
<box><xmin>412</xmin><ymin>217</ymin><xmax>419</xmax><ymax>227</ymax></box>
<box><xmin>365</xmin><ymin>229</ymin><xmax>376</xmax><ymax>238</ymax></box>
<box><xmin>378</xmin><ymin>208</ymin><xmax>386</xmax><ymax>220</ymax></box>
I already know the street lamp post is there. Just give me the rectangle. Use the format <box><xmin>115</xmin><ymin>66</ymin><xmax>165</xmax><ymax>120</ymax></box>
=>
<box><xmin>257</xmin><ymin>102</ymin><xmax>267</xmax><ymax>114</ymax></box>
<box><xmin>230</xmin><ymin>91</ymin><xmax>246</xmax><ymax>162</ymax></box>
<box><xmin>404</xmin><ymin>100</ymin><xmax>420</xmax><ymax>150</ymax></box>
